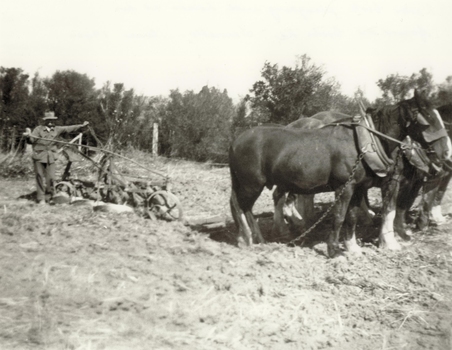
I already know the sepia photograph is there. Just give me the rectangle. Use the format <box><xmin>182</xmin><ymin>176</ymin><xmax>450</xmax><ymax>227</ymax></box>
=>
<box><xmin>1</xmin><ymin>0</ymin><xmax>451</xmax><ymax>349</ymax></box>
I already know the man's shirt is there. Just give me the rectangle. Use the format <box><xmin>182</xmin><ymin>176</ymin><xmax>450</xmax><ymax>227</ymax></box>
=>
<box><xmin>29</xmin><ymin>125</ymin><xmax>84</xmax><ymax>163</ymax></box>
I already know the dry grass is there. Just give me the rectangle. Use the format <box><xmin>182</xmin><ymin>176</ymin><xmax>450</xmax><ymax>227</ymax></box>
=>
<box><xmin>0</xmin><ymin>150</ymin><xmax>452</xmax><ymax>349</ymax></box>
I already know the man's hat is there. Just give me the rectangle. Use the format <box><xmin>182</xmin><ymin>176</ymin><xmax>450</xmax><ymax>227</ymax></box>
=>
<box><xmin>43</xmin><ymin>111</ymin><xmax>58</xmax><ymax>120</ymax></box>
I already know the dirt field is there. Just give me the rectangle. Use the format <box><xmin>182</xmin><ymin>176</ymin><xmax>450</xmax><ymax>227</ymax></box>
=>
<box><xmin>1</xmin><ymin>154</ymin><xmax>451</xmax><ymax>349</ymax></box>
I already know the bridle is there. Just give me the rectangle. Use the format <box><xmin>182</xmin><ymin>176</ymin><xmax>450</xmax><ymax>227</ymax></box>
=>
<box><xmin>404</xmin><ymin>105</ymin><xmax>452</xmax><ymax>175</ymax></box>
<box><xmin>323</xmin><ymin>111</ymin><xmax>444</xmax><ymax>176</ymax></box>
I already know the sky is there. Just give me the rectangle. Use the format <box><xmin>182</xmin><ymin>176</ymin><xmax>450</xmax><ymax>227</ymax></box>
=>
<box><xmin>1</xmin><ymin>0</ymin><xmax>452</xmax><ymax>102</ymax></box>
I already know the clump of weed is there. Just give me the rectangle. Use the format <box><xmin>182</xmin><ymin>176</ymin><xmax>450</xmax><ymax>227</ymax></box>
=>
<box><xmin>0</xmin><ymin>153</ymin><xmax>33</xmax><ymax>178</ymax></box>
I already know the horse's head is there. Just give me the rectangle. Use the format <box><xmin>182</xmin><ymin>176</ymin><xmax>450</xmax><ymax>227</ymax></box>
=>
<box><xmin>401</xmin><ymin>89</ymin><xmax>452</xmax><ymax>167</ymax></box>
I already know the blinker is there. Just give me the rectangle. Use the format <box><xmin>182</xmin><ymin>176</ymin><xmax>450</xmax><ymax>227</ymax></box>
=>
<box><xmin>416</xmin><ymin>112</ymin><xmax>430</xmax><ymax>126</ymax></box>
<box><xmin>401</xmin><ymin>136</ymin><xmax>430</xmax><ymax>174</ymax></box>
<box><xmin>422</xmin><ymin>127</ymin><xmax>449</xmax><ymax>143</ymax></box>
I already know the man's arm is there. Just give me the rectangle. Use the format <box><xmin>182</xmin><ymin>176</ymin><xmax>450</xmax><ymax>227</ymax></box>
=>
<box><xmin>56</xmin><ymin>121</ymin><xmax>89</xmax><ymax>135</ymax></box>
<box><xmin>23</xmin><ymin>127</ymin><xmax>40</xmax><ymax>143</ymax></box>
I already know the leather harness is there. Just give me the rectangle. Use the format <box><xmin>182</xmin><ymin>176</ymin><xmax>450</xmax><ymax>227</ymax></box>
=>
<box><xmin>322</xmin><ymin>114</ymin><xmax>441</xmax><ymax>176</ymax></box>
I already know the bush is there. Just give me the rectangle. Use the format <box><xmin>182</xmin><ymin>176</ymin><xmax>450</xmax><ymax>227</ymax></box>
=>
<box><xmin>0</xmin><ymin>153</ymin><xmax>33</xmax><ymax>178</ymax></box>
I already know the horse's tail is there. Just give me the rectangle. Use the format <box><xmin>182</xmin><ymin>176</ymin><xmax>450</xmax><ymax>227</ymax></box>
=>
<box><xmin>229</xmin><ymin>165</ymin><xmax>249</xmax><ymax>245</ymax></box>
<box><xmin>229</xmin><ymin>144</ymin><xmax>240</xmax><ymax>216</ymax></box>
<box><xmin>229</xmin><ymin>164</ymin><xmax>242</xmax><ymax>215</ymax></box>
<box><xmin>229</xmin><ymin>154</ymin><xmax>252</xmax><ymax>241</ymax></box>
<box><xmin>228</xmin><ymin>143</ymin><xmax>241</xmax><ymax>199</ymax></box>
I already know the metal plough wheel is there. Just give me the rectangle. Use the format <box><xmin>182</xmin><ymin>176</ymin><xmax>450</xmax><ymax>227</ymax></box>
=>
<box><xmin>146</xmin><ymin>190</ymin><xmax>184</xmax><ymax>221</ymax></box>
<box><xmin>55</xmin><ymin>181</ymin><xmax>75</xmax><ymax>196</ymax></box>
<box><xmin>53</xmin><ymin>181</ymin><xmax>75</xmax><ymax>204</ymax></box>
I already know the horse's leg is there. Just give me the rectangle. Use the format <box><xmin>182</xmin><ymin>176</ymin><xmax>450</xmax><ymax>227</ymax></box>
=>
<box><xmin>230</xmin><ymin>189</ymin><xmax>253</xmax><ymax>245</ymax></box>
<box><xmin>433</xmin><ymin>171</ymin><xmax>451</xmax><ymax>205</ymax></box>
<box><xmin>296</xmin><ymin>194</ymin><xmax>315</xmax><ymax>227</ymax></box>
<box><xmin>328</xmin><ymin>187</ymin><xmax>354</xmax><ymax>258</ymax></box>
<box><xmin>272</xmin><ymin>187</ymin><xmax>291</xmax><ymax>240</ymax></box>
<box><xmin>230</xmin><ymin>183</ymin><xmax>266</xmax><ymax>245</ymax></box>
<box><xmin>245</xmin><ymin>209</ymin><xmax>265</xmax><ymax>244</ymax></box>
<box><xmin>360</xmin><ymin>191</ymin><xmax>375</xmax><ymax>225</ymax></box>
<box><xmin>394</xmin><ymin>179</ymin><xmax>422</xmax><ymax>241</ymax></box>
<box><xmin>416</xmin><ymin>178</ymin><xmax>440</xmax><ymax>229</ymax></box>
<box><xmin>379</xmin><ymin>178</ymin><xmax>402</xmax><ymax>250</ymax></box>
<box><xmin>429</xmin><ymin>172</ymin><xmax>451</xmax><ymax>224</ymax></box>
<box><xmin>283</xmin><ymin>193</ymin><xmax>303</xmax><ymax>221</ymax></box>
<box><xmin>343</xmin><ymin>189</ymin><xmax>364</xmax><ymax>256</ymax></box>
<box><xmin>284</xmin><ymin>193</ymin><xmax>307</xmax><ymax>237</ymax></box>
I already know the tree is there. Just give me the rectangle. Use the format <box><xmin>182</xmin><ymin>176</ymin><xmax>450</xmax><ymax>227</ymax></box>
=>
<box><xmin>162</xmin><ymin>86</ymin><xmax>234</xmax><ymax>161</ymax></box>
<box><xmin>98</xmin><ymin>82</ymin><xmax>136</xmax><ymax>149</ymax></box>
<box><xmin>248</xmin><ymin>55</ymin><xmax>341</xmax><ymax>124</ymax></box>
<box><xmin>119</xmin><ymin>94</ymin><xmax>169</xmax><ymax>151</ymax></box>
<box><xmin>132</xmin><ymin>95</ymin><xmax>168</xmax><ymax>152</ymax></box>
<box><xmin>330</xmin><ymin>87</ymin><xmax>372</xmax><ymax>116</ymax></box>
<box><xmin>376</xmin><ymin>68</ymin><xmax>435</xmax><ymax>104</ymax></box>
<box><xmin>0</xmin><ymin>67</ymin><xmax>31</xmax><ymax>151</ymax></box>
<box><xmin>329</xmin><ymin>93</ymin><xmax>357</xmax><ymax>116</ymax></box>
<box><xmin>45</xmin><ymin>70</ymin><xmax>99</xmax><ymax>126</ymax></box>
<box><xmin>413</xmin><ymin>68</ymin><xmax>435</xmax><ymax>96</ymax></box>
<box><xmin>376</xmin><ymin>74</ymin><xmax>412</xmax><ymax>103</ymax></box>
<box><xmin>433</xmin><ymin>76</ymin><xmax>452</xmax><ymax>107</ymax></box>
<box><xmin>0</xmin><ymin>67</ymin><xmax>30</xmax><ymax>127</ymax></box>
<box><xmin>24</xmin><ymin>72</ymin><xmax>48</xmax><ymax>129</ymax></box>
<box><xmin>231</xmin><ymin>98</ymin><xmax>249</xmax><ymax>136</ymax></box>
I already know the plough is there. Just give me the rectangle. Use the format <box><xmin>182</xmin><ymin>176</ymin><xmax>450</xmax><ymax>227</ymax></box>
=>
<box><xmin>37</xmin><ymin>136</ymin><xmax>185</xmax><ymax>222</ymax></box>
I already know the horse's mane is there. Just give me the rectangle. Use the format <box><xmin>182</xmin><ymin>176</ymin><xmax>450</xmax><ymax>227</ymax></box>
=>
<box><xmin>368</xmin><ymin>98</ymin><xmax>415</xmax><ymax>136</ymax></box>
<box><xmin>437</xmin><ymin>104</ymin><xmax>452</xmax><ymax>122</ymax></box>
<box><xmin>368</xmin><ymin>105</ymin><xmax>398</xmax><ymax>134</ymax></box>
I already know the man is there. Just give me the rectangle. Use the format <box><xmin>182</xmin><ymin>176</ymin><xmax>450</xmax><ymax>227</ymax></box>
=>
<box><xmin>23</xmin><ymin>111</ymin><xmax>89</xmax><ymax>204</ymax></box>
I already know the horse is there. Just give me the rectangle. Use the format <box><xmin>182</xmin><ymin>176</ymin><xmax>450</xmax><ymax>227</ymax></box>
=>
<box><xmin>404</xmin><ymin>104</ymin><xmax>452</xmax><ymax>230</ymax></box>
<box><xmin>229</xmin><ymin>90</ymin><xmax>450</xmax><ymax>258</ymax></box>
<box><xmin>271</xmin><ymin>112</ymin><xmax>372</xmax><ymax>240</ymax></box>
<box><xmin>278</xmin><ymin>102</ymin><xmax>452</xmax><ymax>242</ymax></box>
<box><xmin>270</xmin><ymin>117</ymin><xmax>325</xmax><ymax>237</ymax></box>
<box><xmin>354</xmin><ymin>103</ymin><xmax>452</xmax><ymax>238</ymax></box>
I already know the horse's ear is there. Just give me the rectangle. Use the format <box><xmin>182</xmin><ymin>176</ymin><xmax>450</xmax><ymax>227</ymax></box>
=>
<box><xmin>365</xmin><ymin>107</ymin><xmax>376</xmax><ymax>115</ymax></box>
<box><xmin>357</xmin><ymin>100</ymin><xmax>366</xmax><ymax>117</ymax></box>
<box><xmin>412</xmin><ymin>89</ymin><xmax>431</xmax><ymax>125</ymax></box>
<box><xmin>414</xmin><ymin>89</ymin><xmax>428</xmax><ymax>104</ymax></box>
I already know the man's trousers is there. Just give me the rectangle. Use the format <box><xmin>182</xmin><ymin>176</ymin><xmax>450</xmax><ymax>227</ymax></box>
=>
<box><xmin>33</xmin><ymin>161</ymin><xmax>56</xmax><ymax>202</ymax></box>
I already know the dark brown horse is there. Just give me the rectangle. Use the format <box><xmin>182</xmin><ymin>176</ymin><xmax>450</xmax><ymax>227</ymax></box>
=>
<box><xmin>361</xmin><ymin>103</ymin><xmax>451</xmax><ymax>239</ymax></box>
<box><xmin>279</xmin><ymin>103</ymin><xmax>452</xmax><ymax>242</ymax></box>
<box><xmin>271</xmin><ymin>116</ymin><xmax>328</xmax><ymax>237</ymax></box>
<box><xmin>272</xmin><ymin>112</ymin><xmax>371</xmax><ymax>239</ymax></box>
<box><xmin>229</xmin><ymin>90</ymin><xmax>450</xmax><ymax>258</ymax></box>
<box><xmin>395</xmin><ymin>104</ymin><xmax>452</xmax><ymax>232</ymax></box>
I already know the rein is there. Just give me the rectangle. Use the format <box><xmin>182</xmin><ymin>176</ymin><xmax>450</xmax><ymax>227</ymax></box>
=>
<box><xmin>26</xmin><ymin>135</ymin><xmax>168</xmax><ymax>179</ymax></box>
<box><xmin>323</xmin><ymin>119</ymin><xmax>415</xmax><ymax>148</ymax></box>
<box><xmin>328</xmin><ymin>115</ymin><xmax>448</xmax><ymax>176</ymax></box>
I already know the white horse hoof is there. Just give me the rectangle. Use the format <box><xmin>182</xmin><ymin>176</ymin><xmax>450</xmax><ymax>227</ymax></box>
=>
<box><xmin>331</xmin><ymin>254</ymin><xmax>347</xmax><ymax>262</ymax></box>
<box><xmin>380</xmin><ymin>239</ymin><xmax>401</xmax><ymax>251</ymax></box>
<box><xmin>431</xmin><ymin>206</ymin><xmax>446</xmax><ymax>225</ymax></box>
<box><xmin>345</xmin><ymin>242</ymin><xmax>363</xmax><ymax>256</ymax></box>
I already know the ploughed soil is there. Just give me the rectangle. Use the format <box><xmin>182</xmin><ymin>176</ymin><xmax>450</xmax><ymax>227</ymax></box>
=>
<box><xmin>0</xmin><ymin>153</ymin><xmax>451</xmax><ymax>349</ymax></box>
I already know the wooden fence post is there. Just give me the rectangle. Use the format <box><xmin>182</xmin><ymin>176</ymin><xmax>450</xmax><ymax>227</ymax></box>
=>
<box><xmin>78</xmin><ymin>133</ymin><xmax>82</xmax><ymax>151</ymax></box>
<box><xmin>10</xmin><ymin>126</ymin><xmax>17</xmax><ymax>153</ymax></box>
<box><xmin>152</xmin><ymin>123</ymin><xmax>159</xmax><ymax>157</ymax></box>
<box><xmin>0</xmin><ymin>127</ymin><xmax>4</xmax><ymax>152</ymax></box>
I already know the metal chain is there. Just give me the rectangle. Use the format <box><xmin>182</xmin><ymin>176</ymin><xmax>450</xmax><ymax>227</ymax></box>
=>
<box><xmin>288</xmin><ymin>151</ymin><xmax>367</xmax><ymax>246</ymax></box>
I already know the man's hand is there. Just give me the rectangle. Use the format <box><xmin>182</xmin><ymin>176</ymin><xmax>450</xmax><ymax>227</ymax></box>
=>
<box><xmin>23</xmin><ymin>127</ymin><xmax>31</xmax><ymax>137</ymax></box>
<box><xmin>82</xmin><ymin>121</ymin><xmax>89</xmax><ymax>127</ymax></box>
